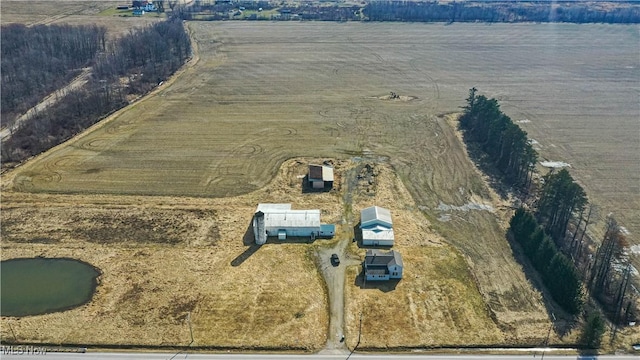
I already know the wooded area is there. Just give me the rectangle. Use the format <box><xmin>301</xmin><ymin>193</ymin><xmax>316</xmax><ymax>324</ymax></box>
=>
<box><xmin>459</xmin><ymin>87</ymin><xmax>537</xmax><ymax>190</ymax></box>
<box><xmin>1</xmin><ymin>19</ymin><xmax>191</xmax><ymax>166</ymax></box>
<box><xmin>461</xmin><ymin>88</ymin><xmax>639</xmax><ymax>340</ymax></box>
<box><xmin>171</xmin><ymin>1</ymin><xmax>639</xmax><ymax>23</ymax></box>
<box><xmin>363</xmin><ymin>1</ymin><xmax>640</xmax><ymax>23</ymax></box>
<box><xmin>1</xmin><ymin>24</ymin><xmax>106</xmax><ymax>126</ymax></box>
<box><xmin>510</xmin><ymin>208</ymin><xmax>584</xmax><ymax>315</ymax></box>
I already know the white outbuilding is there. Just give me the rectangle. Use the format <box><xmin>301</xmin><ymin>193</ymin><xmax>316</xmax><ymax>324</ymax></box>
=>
<box><xmin>253</xmin><ymin>203</ymin><xmax>335</xmax><ymax>245</ymax></box>
<box><xmin>360</xmin><ymin>206</ymin><xmax>394</xmax><ymax>246</ymax></box>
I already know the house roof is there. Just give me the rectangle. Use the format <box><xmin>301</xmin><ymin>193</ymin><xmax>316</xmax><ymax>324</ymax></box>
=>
<box><xmin>364</xmin><ymin>249</ymin><xmax>403</xmax><ymax>267</ymax></box>
<box><xmin>255</xmin><ymin>204</ymin><xmax>320</xmax><ymax>228</ymax></box>
<box><xmin>360</xmin><ymin>206</ymin><xmax>392</xmax><ymax>228</ymax></box>
<box><xmin>361</xmin><ymin>228</ymin><xmax>395</xmax><ymax>241</ymax></box>
<box><xmin>309</xmin><ymin>164</ymin><xmax>334</xmax><ymax>182</ymax></box>
<box><xmin>257</xmin><ymin>203</ymin><xmax>291</xmax><ymax>212</ymax></box>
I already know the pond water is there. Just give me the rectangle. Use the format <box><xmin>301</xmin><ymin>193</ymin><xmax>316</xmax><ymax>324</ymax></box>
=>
<box><xmin>1</xmin><ymin>258</ymin><xmax>100</xmax><ymax>317</ymax></box>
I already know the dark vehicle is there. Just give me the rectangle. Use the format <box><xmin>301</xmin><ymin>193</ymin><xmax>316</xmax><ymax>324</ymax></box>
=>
<box><xmin>331</xmin><ymin>253</ymin><xmax>340</xmax><ymax>266</ymax></box>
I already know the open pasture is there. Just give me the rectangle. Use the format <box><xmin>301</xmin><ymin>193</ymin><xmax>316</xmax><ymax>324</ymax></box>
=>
<box><xmin>1</xmin><ymin>159</ymin><xmax>339</xmax><ymax>349</ymax></box>
<box><xmin>1</xmin><ymin>1</ymin><xmax>162</xmax><ymax>39</ymax></box>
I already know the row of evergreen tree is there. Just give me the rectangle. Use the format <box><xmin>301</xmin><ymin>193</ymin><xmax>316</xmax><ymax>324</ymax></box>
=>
<box><xmin>363</xmin><ymin>1</ymin><xmax>640</xmax><ymax>24</ymax></box>
<box><xmin>510</xmin><ymin>208</ymin><xmax>583</xmax><ymax>315</ymax></box>
<box><xmin>1</xmin><ymin>23</ymin><xmax>106</xmax><ymax>125</ymax></box>
<box><xmin>459</xmin><ymin>88</ymin><xmax>537</xmax><ymax>188</ymax></box>
<box><xmin>2</xmin><ymin>19</ymin><xmax>191</xmax><ymax>165</ymax></box>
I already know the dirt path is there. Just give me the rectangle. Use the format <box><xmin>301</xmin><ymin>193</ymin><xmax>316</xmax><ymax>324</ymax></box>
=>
<box><xmin>316</xmin><ymin>234</ymin><xmax>359</xmax><ymax>353</ymax></box>
<box><xmin>316</xmin><ymin>164</ymin><xmax>362</xmax><ymax>354</ymax></box>
<box><xmin>1</xmin><ymin>67</ymin><xmax>92</xmax><ymax>141</ymax></box>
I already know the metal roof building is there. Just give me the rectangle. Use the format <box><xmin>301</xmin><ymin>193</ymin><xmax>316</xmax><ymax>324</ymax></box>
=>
<box><xmin>363</xmin><ymin>249</ymin><xmax>403</xmax><ymax>281</ymax></box>
<box><xmin>308</xmin><ymin>164</ymin><xmax>334</xmax><ymax>189</ymax></box>
<box><xmin>360</xmin><ymin>206</ymin><xmax>395</xmax><ymax>246</ymax></box>
<box><xmin>253</xmin><ymin>203</ymin><xmax>334</xmax><ymax>245</ymax></box>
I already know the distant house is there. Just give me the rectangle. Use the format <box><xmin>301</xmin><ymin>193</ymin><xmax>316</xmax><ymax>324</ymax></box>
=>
<box><xmin>252</xmin><ymin>203</ymin><xmax>335</xmax><ymax>245</ymax></box>
<box><xmin>308</xmin><ymin>164</ymin><xmax>334</xmax><ymax>189</ymax></box>
<box><xmin>363</xmin><ymin>249</ymin><xmax>403</xmax><ymax>281</ymax></box>
<box><xmin>360</xmin><ymin>206</ymin><xmax>394</xmax><ymax>246</ymax></box>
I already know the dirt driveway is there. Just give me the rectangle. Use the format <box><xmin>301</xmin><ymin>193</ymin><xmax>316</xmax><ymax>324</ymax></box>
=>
<box><xmin>316</xmin><ymin>227</ymin><xmax>360</xmax><ymax>353</ymax></box>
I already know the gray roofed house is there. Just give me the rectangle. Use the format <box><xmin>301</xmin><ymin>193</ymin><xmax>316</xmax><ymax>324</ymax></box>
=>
<box><xmin>363</xmin><ymin>249</ymin><xmax>403</xmax><ymax>281</ymax></box>
<box><xmin>360</xmin><ymin>206</ymin><xmax>394</xmax><ymax>246</ymax></box>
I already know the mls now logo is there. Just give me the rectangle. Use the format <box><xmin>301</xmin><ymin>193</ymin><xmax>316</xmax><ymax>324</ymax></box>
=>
<box><xmin>1</xmin><ymin>345</ymin><xmax>47</xmax><ymax>355</ymax></box>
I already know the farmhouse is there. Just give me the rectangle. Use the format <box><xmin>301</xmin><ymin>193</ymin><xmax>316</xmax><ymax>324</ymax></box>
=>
<box><xmin>360</xmin><ymin>206</ymin><xmax>394</xmax><ymax>246</ymax></box>
<box><xmin>252</xmin><ymin>203</ymin><xmax>335</xmax><ymax>245</ymax></box>
<box><xmin>308</xmin><ymin>164</ymin><xmax>334</xmax><ymax>189</ymax></box>
<box><xmin>363</xmin><ymin>249</ymin><xmax>403</xmax><ymax>281</ymax></box>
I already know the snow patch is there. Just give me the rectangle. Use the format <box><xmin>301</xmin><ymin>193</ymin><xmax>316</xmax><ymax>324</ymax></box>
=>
<box><xmin>620</xmin><ymin>226</ymin><xmax>631</xmax><ymax>235</ymax></box>
<box><xmin>528</xmin><ymin>138</ymin><xmax>540</xmax><ymax>145</ymax></box>
<box><xmin>517</xmin><ymin>119</ymin><xmax>531</xmax><ymax>123</ymax></box>
<box><xmin>630</xmin><ymin>244</ymin><xmax>640</xmax><ymax>255</ymax></box>
<box><xmin>438</xmin><ymin>214</ymin><xmax>451</xmax><ymax>222</ymax></box>
<box><xmin>540</xmin><ymin>161</ymin><xmax>571</xmax><ymax>168</ymax></box>
<box><xmin>437</xmin><ymin>201</ymin><xmax>495</xmax><ymax>212</ymax></box>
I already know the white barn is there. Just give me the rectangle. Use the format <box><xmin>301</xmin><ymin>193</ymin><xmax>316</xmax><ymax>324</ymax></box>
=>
<box><xmin>360</xmin><ymin>206</ymin><xmax>394</xmax><ymax>246</ymax></box>
<box><xmin>253</xmin><ymin>204</ymin><xmax>335</xmax><ymax>245</ymax></box>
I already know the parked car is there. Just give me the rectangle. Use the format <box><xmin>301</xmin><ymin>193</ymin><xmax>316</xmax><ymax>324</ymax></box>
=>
<box><xmin>331</xmin><ymin>253</ymin><xmax>340</xmax><ymax>266</ymax></box>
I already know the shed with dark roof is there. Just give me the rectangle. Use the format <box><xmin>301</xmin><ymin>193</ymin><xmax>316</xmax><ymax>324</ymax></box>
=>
<box><xmin>308</xmin><ymin>164</ymin><xmax>334</xmax><ymax>189</ymax></box>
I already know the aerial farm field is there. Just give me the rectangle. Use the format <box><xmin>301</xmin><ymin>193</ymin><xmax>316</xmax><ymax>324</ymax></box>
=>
<box><xmin>0</xmin><ymin>1</ymin><xmax>162</xmax><ymax>38</ymax></box>
<box><xmin>2</xmin><ymin>18</ymin><xmax>639</xmax><ymax>350</ymax></box>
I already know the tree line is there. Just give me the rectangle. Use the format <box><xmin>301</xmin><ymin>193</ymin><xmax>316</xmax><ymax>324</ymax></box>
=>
<box><xmin>463</xmin><ymin>89</ymin><xmax>636</xmax><ymax>339</ymax></box>
<box><xmin>1</xmin><ymin>23</ymin><xmax>106</xmax><ymax>127</ymax></box>
<box><xmin>459</xmin><ymin>87</ymin><xmax>537</xmax><ymax>189</ymax></box>
<box><xmin>172</xmin><ymin>1</ymin><xmax>639</xmax><ymax>23</ymax></box>
<box><xmin>363</xmin><ymin>1</ymin><xmax>640</xmax><ymax>24</ymax></box>
<box><xmin>2</xmin><ymin>18</ymin><xmax>191</xmax><ymax>165</ymax></box>
<box><xmin>510</xmin><ymin>208</ymin><xmax>583</xmax><ymax>314</ymax></box>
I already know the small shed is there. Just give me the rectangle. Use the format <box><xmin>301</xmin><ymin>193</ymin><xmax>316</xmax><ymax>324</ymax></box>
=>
<box><xmin>308</xmin><ymin>164</ymin><xmax>334</xmax><ymax>189</ymax></box>
<box><xmin>360</xmin><ymin>206</ymin><xmax>394</xmax><ymax>246</ymax></box>
<box><xmin>363</xmin><ymin>249</ymin><xmax>403</xmax><ymax>281</ymax></box>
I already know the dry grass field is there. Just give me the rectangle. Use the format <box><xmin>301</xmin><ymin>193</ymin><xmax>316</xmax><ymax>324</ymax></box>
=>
<box><xmin>1</xmin><ymin>159</ymin><xmax>341</xmax><ymax>349</ymax></box>
<box><xmin>2</xmin><ymin>20</ymin><xmax>639</xmax><ymax>349</ymax></box>
<box><xmin>1</xmin><ymin>1</ymin><xmax>162</xmax><ymax>39</ymax></box>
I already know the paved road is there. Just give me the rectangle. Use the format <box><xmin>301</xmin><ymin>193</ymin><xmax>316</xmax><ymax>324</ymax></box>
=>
<box><xmin>2</xmin><ymin>350</ymin><xmax>638</xmax><ymax>360</ymax></box>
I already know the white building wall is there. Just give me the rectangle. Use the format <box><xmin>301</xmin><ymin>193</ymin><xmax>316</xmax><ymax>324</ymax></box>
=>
<box><xmin>266</xmin><ymin>226</ymin><xmax>321</xmax><ymax>238</ymax></box>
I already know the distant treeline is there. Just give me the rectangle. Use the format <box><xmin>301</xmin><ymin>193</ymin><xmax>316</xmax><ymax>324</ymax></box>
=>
<box><xmin>175</xmin><ymin>0</ymin><xmax>640</xmax><ymax>23</ymax></box>
<box><xmin>1</xmin><ymin>24</ymin><xmax>106</xmax><ymax>125</ymax></box>
<box><xmin>462</xmin><ymin>89</ymin><xmax>637</xmax><ymax>327</ymax></box>
<box><xmin>363</xmin><ymin>1</ymin><xmax>640</xmax><ymax>23</ymax></box>
<box><xmin>2</xmin><ymin>19</ymin><xmax>191</xmax><ymax>165</ymax></box>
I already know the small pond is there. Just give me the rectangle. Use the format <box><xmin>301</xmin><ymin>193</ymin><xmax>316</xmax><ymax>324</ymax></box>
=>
<box><xmin>1</xmin><ymin>258</ymin><xmax>100</xmax><ymax>317</ymax></box>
